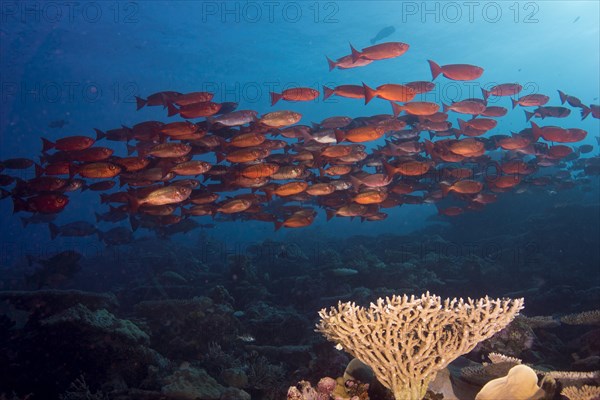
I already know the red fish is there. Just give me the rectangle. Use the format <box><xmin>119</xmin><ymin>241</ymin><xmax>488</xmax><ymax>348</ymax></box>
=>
<box><xmin>69</xmin><ymin>147</ymin><xmax>114</xmax><ymax>162</ymax></box>
<box><xmin>481</xmin><ymin>106</ymin><xmax>508</xmax><ymax>117</ymax></box>
<box><xmin>438</xmin><ymin>206</ymin><xmax>464</xmax><ymax>216</ymax></box>
<box><xmin>322</xmin><ymin>85</ymin><xmax>365</xmax><ymax>100</ymax></box>
<box><xmin>35</xmin><ymin>161</ymin><xmax>71</xmax><ymax>177</ymax></box>
<box><xmin>270</xmin><ymin>88</ymin><xmax>319</xmax><ymax>106</ymax></box>
<box><xmin>337</xmin><ymin>125</ymin><xmax>388</xmax><ymax>143</ymax></box>
<box><xmin>172</xmin><ymin>91</ymin><xmax>214</xmax><ymax>106</ymax></box>
<box><xmin>1</xmin><ymin>158</ymin><xmax>34</xmax><ymax>169</ymax></box>
<box><xmin>83</xmin><ymin>180</ymin><xmax>116</xmax><ymax>191</ymax></box>
<box><xmin>557</xmin><ymin>90</ymin><xmax>586</xmax><ymax>108</ymax></box>
<box><xmin>326</xmin><ymin>54</ymin><xmax>373</xmax><ymax>71</ymax></box>
<box><xmin>72</xmin><ymin>162</ymin><xmax>121</xmax><ymax>179</ymax></box>
<box><xmin>547</xmin><ymin>145</ymin><xmax>573</xmax><ymax>159</ymax></box>
<box><xmin>383</xmin><ymin>160</ymin><xmax>431</xmax><ymax>177</ymax></box>
<box><xmin>274</xmin><ymin>209</ymin><xmax>316</xmax><ymax>230</ymax></box>
<box><xmin>350</xmin><ymin>41</ymin><xmax>409</xmax><ymax>62</ymax></box>
<box><xmin>524</xmin><ymin>106</ymin><xmax>571</xmax><ymax>121</ymax></box>
<box><xmin>428</xmin><ymin>60</ymin><xmax>484</xmax><ymax>81</ymax></box>
<box><xmin>259</xmin><ymin>111</ymin><xmax>302</xmax><ymax>128</ymax></box>
<box><xmin>588</xmin><ymin>104</ymin><xmax>600</xmax><ymax>119</ymax></box>
<box><xmin>42</xmin><ymin>136</ymin><xmax>95</xmax><ymax>152</ymax></box>
<box><xmin>482</xmin><ymin>83</ymin><xmax>522</xmax><ymax>99</ymax></box>
<box><xmin>135</xmin><ymin>91</ymin><xmax>181</xmax><ymax>110</ymax></box>
<box><xmin>440</xmin><ymin>180</ymin><xmax>483</xmax><ymax>196</ymax></box>
<box><xmin>511</xmin><ymin>94</ymin><xmax>549</xmax><ymax>108</ymax></box>
<box><xmin>13</xmin><ymin>194</ymin><xmax>69</xmax><ymax>214</ymax></box>
<box><xmin>363</xmin><ymin>83</ymin><xmax>415</xmax><ymax>104</ymax></box>
<box><xmin>391</xmin><ymin>101</ymin><xmax>439</xmax><ymax>116</ymax></box>
<box><xmin>404</xmin><ymin>81</ymin><xmax>436</xmax><ymax>94</ymax></box>
<box><xmin>170</xmin><ymin>101</ymin><xmax>222</xmax><ymax>119</ymax></box>
<box><xmin>531</xmin><ymin>122</ymin><xmax>587</xmax><ymax>143</ymax></box>
<box><xmin>443</xmin><ymin>100</ymin><xmax>487</xmax><ymax>116</ymax></box>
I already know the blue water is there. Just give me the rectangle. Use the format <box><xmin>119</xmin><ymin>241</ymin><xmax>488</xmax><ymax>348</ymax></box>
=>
<box><xmin>0</xmin><ymin>2</ymin><xmax>599</xmax><ymax>398</ymax></box>
<box><xmin>1</xmin><ymin>1</ymin><xmax>598</xmax><ymax>254</ymax></box>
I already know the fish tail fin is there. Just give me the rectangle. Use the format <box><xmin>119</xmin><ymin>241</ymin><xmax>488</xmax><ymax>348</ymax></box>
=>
<box><xmin>325</xmin><ymin>209</ymin><xmax>336</xmax><ymax>221</ymax></box>
<box><xmin>428</xmin><ymin>131</ymin><xmax>435</xmax><ymax>140</ymax></box>
<box><xmin>34</xmin><ymin>163</ymin><xmax>44</xmax><ymax>178</ymax></box>
<box><xmin>215</xmin><ymin>152</ymin><xmax>226</xmax><ymax>163</ymax></box>
<box><xmin>322</xmin><ymin>85</ymin><xmax>334</xmax><ymax>100</ymax></box>
<box><xmin>99</xmin><ymin>193</ymin><xmax>108</xmax><ymax>204</ymax></box>
<box><xmin>0</xmin><ymin>188</ymin><xmax>10</xmax><ymax>200</ymax></box>
<box><xmin>49</xmin><ymin>223</ymin><xmax>59</xmax><ymax>240</ymax></box>
<box><xmin>424</xmin><ymin>139</ymin><xmax>435</xmax><ymax>156</ymax></box>
<box><xmin>440</xmin><ymin>182</ymin><xmax>451</xmax><ymax>197</ymax></box>
<box><xmin>457</xmin><ymin>118</ymin><xmax>466</xmax><ymax>132</ymax></box>
<box><xmin>167</xmin><ymin>102</ymin><xmax>179</xmax><ymax>117</ymax></box>
<box><xmin>127</xmin><ymin>193</ymin><xmax>141</xmax><ymax>214</ymax></box>
<box><xmin>270</xmin><ymin>92</ymin><xmax>282</xmax><ymax>106</ymax></box>
<box><xmin>274</xmin><ymin>221</ymin><xmax>283</xmax><ymax>231</ymax></box>
<box><xmin>126</xmin><ymin>144</ymin><xmax>136</xmax><ymax>156</ymax></box>
<box><xmin>362</xmin><ymin>82</ymin><xmax>377</xmax><ymax>105</ymax></box>
<box><xmin>318</xmin><ymin>167</ymin><xmax>325</xmax><ymax>177</ymax></box>
<box><xmin>581</xmin><ymin>105</ymin><xmax>591</xmax><ymax>120</ymax></box>
<box><xmin>263</xmin><ymin>188</ymin><xmax>274</xmax><ymax>202</ymax></box>
<box><xmin>12</xmin><ymin>197</ymin><xmax>28</xmax><ymax>214</ymax></box>
<box><xmin>205</xmin><ymin>116</ymin><xmax>215</xmax><ymax>129</ymax></box>
<box><xmin>129</xmin><ymin>215</ymin><xmax>139</xmax><ymax>231</ymax></box>
<box><xmin>524</xmin><ymin>110</ymin><xmax>534</xmax><ymax>122</ymax></box>
<box><xmin>557</xmin><ymin>90</ymin><xmax>567</xmax><ymax>104</ymax></box>
<box><xmin>326</xmin><ymin>56</ymin><xmax>337</xmax><ymax>72</ymax></box>
<box><xmin>94</xmin><ymin>128</ymin><xmax>106</xmax><ymax>141</ymax></box>
<box><xmin>350</xmin><ymin>43</ymin><xmax>362</xmax><ymax>63</ymax></box>
<box><xmin>135</xmin><ymin>96</ymin><xmax>147</xmax><ymax>110</ymax></box>
<box><xmin>511</xmin><ymin>98</ymin><xmax>519</xmax><ymax>109</ymax></box>
<box><xmin>382</xmin><ymin>160</ymin><xmax>396</xmax><ymax>177</ymax></box>
<box><xmin>68</xmin><ymin>163</ymin><xmax>79</xmax><ymax>179</ymax></box>
<box><xmin>427</xmin><ymin>60</ymin><xmax>442</xmax><ymax>81</ymax></box>
<box><xmin>442</xmin><ymin>103</ymin><xmax>449</xmax><ymax>113</ymax></box>
<box><xmin>334</xmin><ymin>129</ymin><xmax>345</xmax><ymax>144</ymax></box>
<box><xmin>481</xmin><ymin>88</ymin><xmax>490</xmax><ymax>100</ymax></box>
<box><xmin>390</xmin><ymin>101</ymin><xmax>403</xmax><ymax>117</ymax></box>
<box><xmin>531</xmin><ymin>121</ymin><xmax>542</xmax><ymax>141</ymax></box>
<box><xmin>349</xmin><ymin>175</ymin><xmax>362</xmax><ymax>191</ymax></box>
<box><xmin>301</xmin><ymin>131</ymin><xmax>314</xmax><ymax>144</ymax></box>
<box><xmin>41</xmin><ymin>138</ymin><xmax>55</xmax><ymax>152</ymax></box>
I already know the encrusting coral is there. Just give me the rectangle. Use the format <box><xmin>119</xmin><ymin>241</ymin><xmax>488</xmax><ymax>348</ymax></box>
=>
<box><xmin>474</xmin><ymin>364</ymin><xmax>543</xmax><ymax>400</ymax></box>
<box><xmin>316</xmin><ymin>292</ymin><xmax>524</xmax><ymax>400</ymax></box>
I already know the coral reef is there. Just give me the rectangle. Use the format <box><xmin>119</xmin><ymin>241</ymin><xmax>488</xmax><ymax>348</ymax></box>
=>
<box><xmin>1</xmin><ymin>207</ymin><xmax>599</xmax><ymax>400</ymax></box>
<box><xmin>316</xmin><ymin>293</ymin><xmax>524</xmax><ymax>399</ymax></box>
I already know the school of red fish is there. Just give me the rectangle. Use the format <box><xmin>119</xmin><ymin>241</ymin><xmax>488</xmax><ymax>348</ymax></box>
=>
<box><xmin>1</xmin><ymin>41</ymin><xmax>599</xmax><ymax>241</ymax></box>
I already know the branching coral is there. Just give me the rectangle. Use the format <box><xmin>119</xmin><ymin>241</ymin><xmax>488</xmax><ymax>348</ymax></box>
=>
<box><xmin>316</xmin><ymin>292</ymin><xmax>524</xmax><ymax>400</ymax></box>
<box><xmin>561</xmin><ymin>310</ymin><xmax>600</xmax><ymax>326</ymax></box>
<box><xmin>561</xmin><ymin>385</ymin><xmax>600</xmax><ymax>400</ymax></box>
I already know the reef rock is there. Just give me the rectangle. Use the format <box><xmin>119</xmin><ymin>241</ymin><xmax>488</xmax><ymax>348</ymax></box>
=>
<box><xmin>161</xmin><ymin>366</ymin><xmax>225</xmax><ymax>400</ymax></box>
<box><xmin>40</xmin><ymin>304</ymin><xmax>149</xmax><ymax>344</ymax></box>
